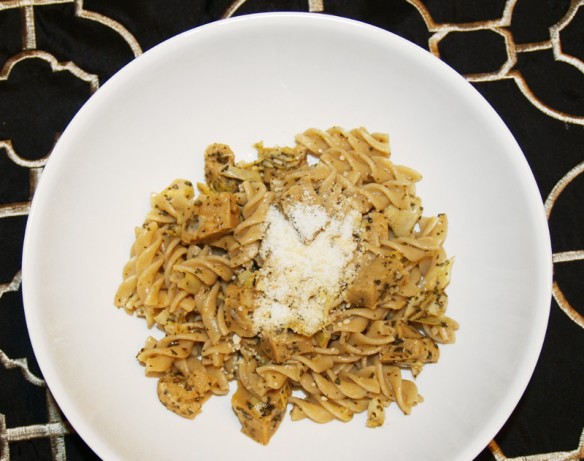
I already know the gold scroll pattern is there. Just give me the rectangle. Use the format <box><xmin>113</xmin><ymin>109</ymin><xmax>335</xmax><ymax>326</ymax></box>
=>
<box><xmin>407</xmin><ymin>0</ymin><xmax>584</xmax><ymax>126</ymax></box>
<box><xmin>1</xmin><ymin>1</ymin><xmax>582</xmax><ymax>460</ymax></box>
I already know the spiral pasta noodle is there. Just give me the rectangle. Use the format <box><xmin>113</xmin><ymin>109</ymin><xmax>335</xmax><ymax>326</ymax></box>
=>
<box><xmin>114</xmin><ymin>126</ymin><xmax>457</xmax><ymax>445</ymax></box>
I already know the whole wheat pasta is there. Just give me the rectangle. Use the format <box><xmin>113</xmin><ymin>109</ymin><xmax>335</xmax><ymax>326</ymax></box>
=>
<box><xmin>114</xmin><ymin>126</ymin><xmax>458</xmax><ymax>445</ymax></box>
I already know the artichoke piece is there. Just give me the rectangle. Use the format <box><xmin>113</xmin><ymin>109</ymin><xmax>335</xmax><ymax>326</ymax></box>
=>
<box><xmin>260</xmin><ymin>330</ymin><xmax>314</xmax><ymax>363</ymax></box>
<box><xmin>157</xmin><ymin>370</ymin><xmax>214</xmax><ymax>419</ymax></box>
<box><xmin>184</xmin><ymin>192</ymin><xmax>240</xmax><ymax>244</ymax></box>
<box><xmin>204</xmin><ymin>143</ymin><xmax>240</xmax><ymax>192</ymax></box>
<box><xmin>379</xmin><ymin>337</ymin><xmax>440</xmax><ymax>370</ymax></box>
<box><xmin>232</xmin><ymin>380</ymin><xmax>291</xmax><ymax>445</ymax></box>
<box><xmin>221</xmin><ymin>165</ymin><xmax>263</xmax><ymax>183</ymax></box>
<box><xmin>255</xmin><ymin>142</ymin><xmax>308</xmax><ymax>182</ymax></box>
<box><xmin>347</xmin><ymin>252</ymin><xmax>405</xmax><ymax>309</ymax></box>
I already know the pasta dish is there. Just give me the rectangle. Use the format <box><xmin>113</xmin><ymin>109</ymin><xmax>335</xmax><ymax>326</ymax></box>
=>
<box><xmin>114</xmin><ymin>126</ymin><xmax>457</xmax><ymax>444</ymax></box>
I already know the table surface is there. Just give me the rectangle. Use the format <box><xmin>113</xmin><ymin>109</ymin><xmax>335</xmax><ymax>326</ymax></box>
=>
<box><xmin>1</xmin><ymin>1</ymin><xmax>583</xmax><ymax>460</ymax></box>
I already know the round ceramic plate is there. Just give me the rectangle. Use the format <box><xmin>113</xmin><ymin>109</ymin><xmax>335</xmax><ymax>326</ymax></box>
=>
<box><xmin>23</xmin><ymin>12</ymin><xmax>552</xmax><ymax>461</ymax></box>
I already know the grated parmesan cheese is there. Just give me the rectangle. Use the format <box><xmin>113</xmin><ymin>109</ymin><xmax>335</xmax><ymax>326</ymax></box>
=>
<box><xmin>252</xmin><ymin>203</ymin><xmax>360</xmax><ymax>336</ymax></box>
<box><xmin>286</xmin><ymin>203</ymin><xmax>328</xmax><ymax>242</ymax></box>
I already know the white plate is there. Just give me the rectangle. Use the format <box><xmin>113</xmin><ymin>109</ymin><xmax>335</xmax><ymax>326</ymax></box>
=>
<box><xmin>23</xmin><ymin>12</ymin><xmax>552</xmax><ymax>461</ymax></box>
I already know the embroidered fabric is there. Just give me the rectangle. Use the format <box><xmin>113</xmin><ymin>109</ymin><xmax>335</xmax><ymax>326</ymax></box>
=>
<box><xmin>0</xmin><ymin>1</ymin><xmax>582</xmax><ymax>460</ymax></box>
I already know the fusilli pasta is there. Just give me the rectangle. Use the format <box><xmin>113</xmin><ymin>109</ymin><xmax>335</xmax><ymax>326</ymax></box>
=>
<box><xmin>114</xmin><ymin>126</ymin><xmax>457</xmax><ymax>444</ymax></box>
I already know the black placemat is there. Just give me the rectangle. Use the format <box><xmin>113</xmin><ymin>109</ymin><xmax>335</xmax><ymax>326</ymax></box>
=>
<box><xmin>1</xmin><ymin>1</ymin><xmax>582</xmax><ymax>460</ymax></box>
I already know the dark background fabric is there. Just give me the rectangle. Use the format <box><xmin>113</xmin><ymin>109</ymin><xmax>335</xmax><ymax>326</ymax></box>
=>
<box><xmin>1</xmin><ymin>1</ymin><xmax>583</xmax><ymax>460</ymax></box>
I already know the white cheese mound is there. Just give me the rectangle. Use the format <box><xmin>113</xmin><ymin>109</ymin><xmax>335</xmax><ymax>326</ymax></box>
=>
<box><xmin>253</xmin><ymin>204</ymin><xmax>360</xmax><ymax>336</ymax></box>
